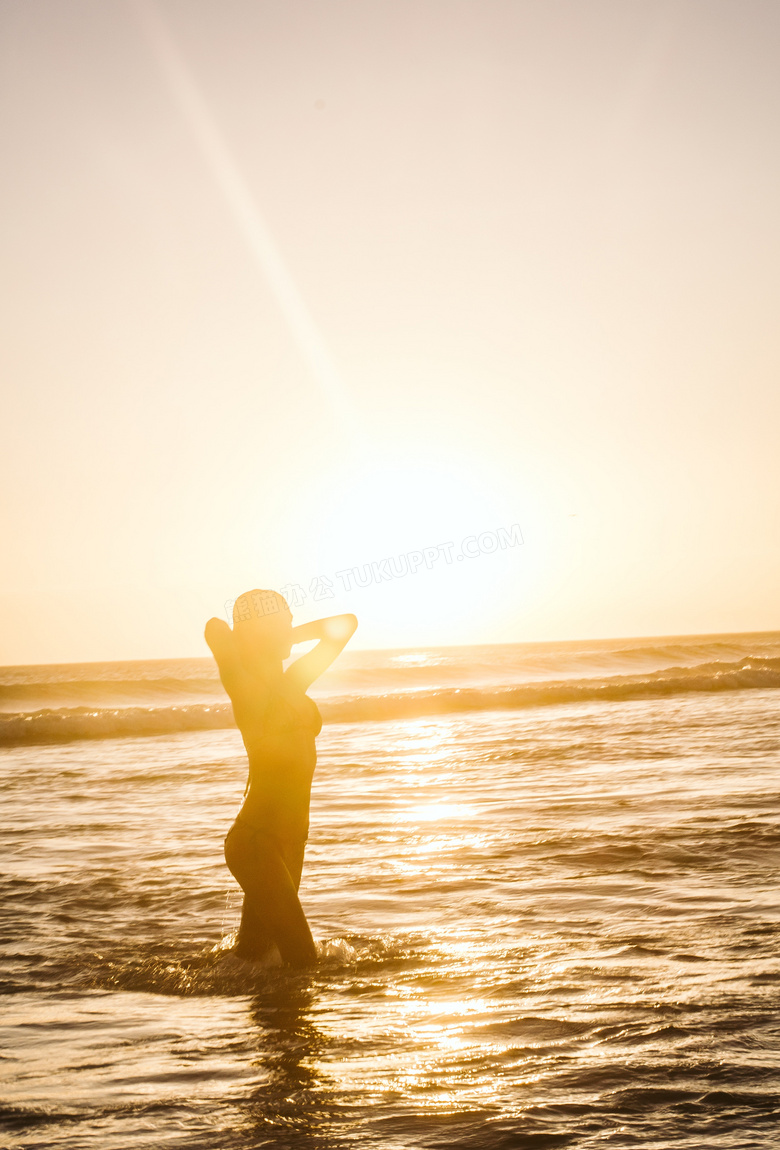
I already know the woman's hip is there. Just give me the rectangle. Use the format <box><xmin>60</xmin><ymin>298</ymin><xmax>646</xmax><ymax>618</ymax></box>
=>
<box><xmin>224</xmin><ymin>814</ymin><xmax>307</xmax><ymax>886</ymax></box>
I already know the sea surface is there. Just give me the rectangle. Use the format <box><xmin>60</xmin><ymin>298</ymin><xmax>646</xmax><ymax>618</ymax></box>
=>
<box><xmin>2</xmin><ymin>632</ymin><xmax>780</xmax><ymax>1149</ymax></box>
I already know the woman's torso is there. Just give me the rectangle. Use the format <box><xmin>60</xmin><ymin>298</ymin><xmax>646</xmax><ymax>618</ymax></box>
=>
<box><xmin>229</xmin><ymin>675</ymin><xmax>322</xmax><ymax>842</ymax></box>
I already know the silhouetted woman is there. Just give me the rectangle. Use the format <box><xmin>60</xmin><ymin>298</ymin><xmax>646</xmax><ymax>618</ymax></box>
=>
<box><xmin>205</xmin><ymin>590</ymin><xmax>357</xmax><ymax>967</ymax></box>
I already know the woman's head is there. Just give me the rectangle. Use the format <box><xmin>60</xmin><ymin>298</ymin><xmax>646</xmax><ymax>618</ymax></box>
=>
<box><xmin>232</xmin><ymin>589</ymin><xmax>293</xmax><ymax>665</ymax></box>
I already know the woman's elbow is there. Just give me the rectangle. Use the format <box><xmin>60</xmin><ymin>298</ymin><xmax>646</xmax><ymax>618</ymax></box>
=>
<box><xmin>326</xmin><ymin>614</ymin><xmax>357</xmax><ymax>642</ymax></box>
<box><xmin>205</xmin><ymin>616</ymin><xmax>229</xmax><ymax>646</ymax></box>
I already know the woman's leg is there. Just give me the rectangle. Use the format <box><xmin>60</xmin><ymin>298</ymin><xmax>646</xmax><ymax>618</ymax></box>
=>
<box><xmin>235</xmin><ymin>894</ymin><xmax>276</xmax><ymax>961</ymax></box>
<box><xmin>282</xmin><ymin>838</ymin><xmax>307</xmax><ymax>892</ymax></box>
<box><xmin>225</xmin><ymin>822</ymin><xmax>317</xmax><ymax>967</ymax></box>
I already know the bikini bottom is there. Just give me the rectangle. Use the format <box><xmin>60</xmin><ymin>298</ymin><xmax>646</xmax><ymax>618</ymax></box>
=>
<box><xmin>224</xmin><ymin>811</ymin><xmax>307</xmax><ymax>851</ymax></box>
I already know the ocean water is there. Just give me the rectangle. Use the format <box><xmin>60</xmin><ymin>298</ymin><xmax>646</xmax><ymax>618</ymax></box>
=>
<box><xmin>2</xmin><ymin>633</ymin><xmax>780</xmax><ymax>1149</ymax></box>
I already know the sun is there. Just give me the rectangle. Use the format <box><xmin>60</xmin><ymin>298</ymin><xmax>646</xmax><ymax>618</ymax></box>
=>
<box><xmin>315</xmin><ymin>450</ymin><xmax>506</xmax><ymax>564</ymax></box>
<box><xmin>296</xmin><ymin>447</ymin><xmax>530</xmax><ymax>646</ymax></box>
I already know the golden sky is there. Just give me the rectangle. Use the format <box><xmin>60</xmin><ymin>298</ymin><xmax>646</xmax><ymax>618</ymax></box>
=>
<box><xmin>1</xmin><ymin>0</ymin><xmax>779</xmax><ymax>663</ymax></box>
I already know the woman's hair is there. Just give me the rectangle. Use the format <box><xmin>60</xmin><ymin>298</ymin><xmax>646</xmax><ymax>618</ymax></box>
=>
<box><xmin>232</xmin><ymin>589</ymin><xmax>291</xmax><ymax>627</ymax></box>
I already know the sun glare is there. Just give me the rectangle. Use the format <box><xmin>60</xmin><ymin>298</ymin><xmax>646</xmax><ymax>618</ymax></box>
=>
<box><xmin>315</xmin><ymin>451</ymin><xmax>510</xmax><ymax>561</ymax></box>
<box><xmin>290</xmin><ymin>449</ymin><xmax>532</xmax><ymax>645</ymax></box>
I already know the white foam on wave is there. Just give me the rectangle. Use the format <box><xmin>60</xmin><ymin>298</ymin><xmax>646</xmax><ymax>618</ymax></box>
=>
<box><xmin>317</xmin><ymin>937</ymin><xmax>359</xmax><ymax>964</ymax></box>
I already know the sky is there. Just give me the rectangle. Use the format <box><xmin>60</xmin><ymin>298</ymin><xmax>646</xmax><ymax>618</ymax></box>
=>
<box><xmin>1</xmin><ymin>0</ymin><xmax>779</xmax><ymax>663</ymax></box>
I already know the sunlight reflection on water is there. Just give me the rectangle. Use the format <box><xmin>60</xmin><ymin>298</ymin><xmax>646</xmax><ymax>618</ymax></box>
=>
<box><xmin>2</xmin><ymin>691</ymin><xmax>780</xmax><ymax>1146</ymax></box>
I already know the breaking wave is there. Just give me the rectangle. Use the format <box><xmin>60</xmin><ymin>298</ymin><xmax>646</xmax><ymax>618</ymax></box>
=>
<box><xmin>2</xmin><ymin>656</ymin><xmax>779</xmax><ymax>747</ymax></box>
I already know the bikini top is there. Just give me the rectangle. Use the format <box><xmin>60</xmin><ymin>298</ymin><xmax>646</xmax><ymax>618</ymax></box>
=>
<box><xmin>263</xmin><ymin>688</ymin><xmax>322</xmax><ymax>738</ymax></box>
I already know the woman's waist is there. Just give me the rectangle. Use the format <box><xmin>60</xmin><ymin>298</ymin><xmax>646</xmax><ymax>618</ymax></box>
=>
<box><xmin>243</xmin><ymin>748</ymin><xmax>316</xmax><ymax>783</ymax></box>
<box><xmin>236</xmin><ymin>793</ymin><xmax>310</xmax><ymax>841</ymax></box>
<box><xmin>240</xmin><ymin>728</ymin><xmax>316</xmax><ymax>758</ymax></box>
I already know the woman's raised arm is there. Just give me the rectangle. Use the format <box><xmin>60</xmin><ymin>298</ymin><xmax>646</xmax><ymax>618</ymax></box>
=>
<box><xmin>204</xmin><ymin>617</ymin><xmax>242</xmax><ymax>693</ymax></box>
<box><xmin>285</xmin><ymin>614</ymin><xmax>357</xmax><ymax>692</ymax></box>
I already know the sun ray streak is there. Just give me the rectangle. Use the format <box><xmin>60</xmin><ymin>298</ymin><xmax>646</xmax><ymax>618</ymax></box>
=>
<box><xmin>133</xmin><ymin>0</ymin><xmax>364</xmax><ymax>447</ymax></box>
